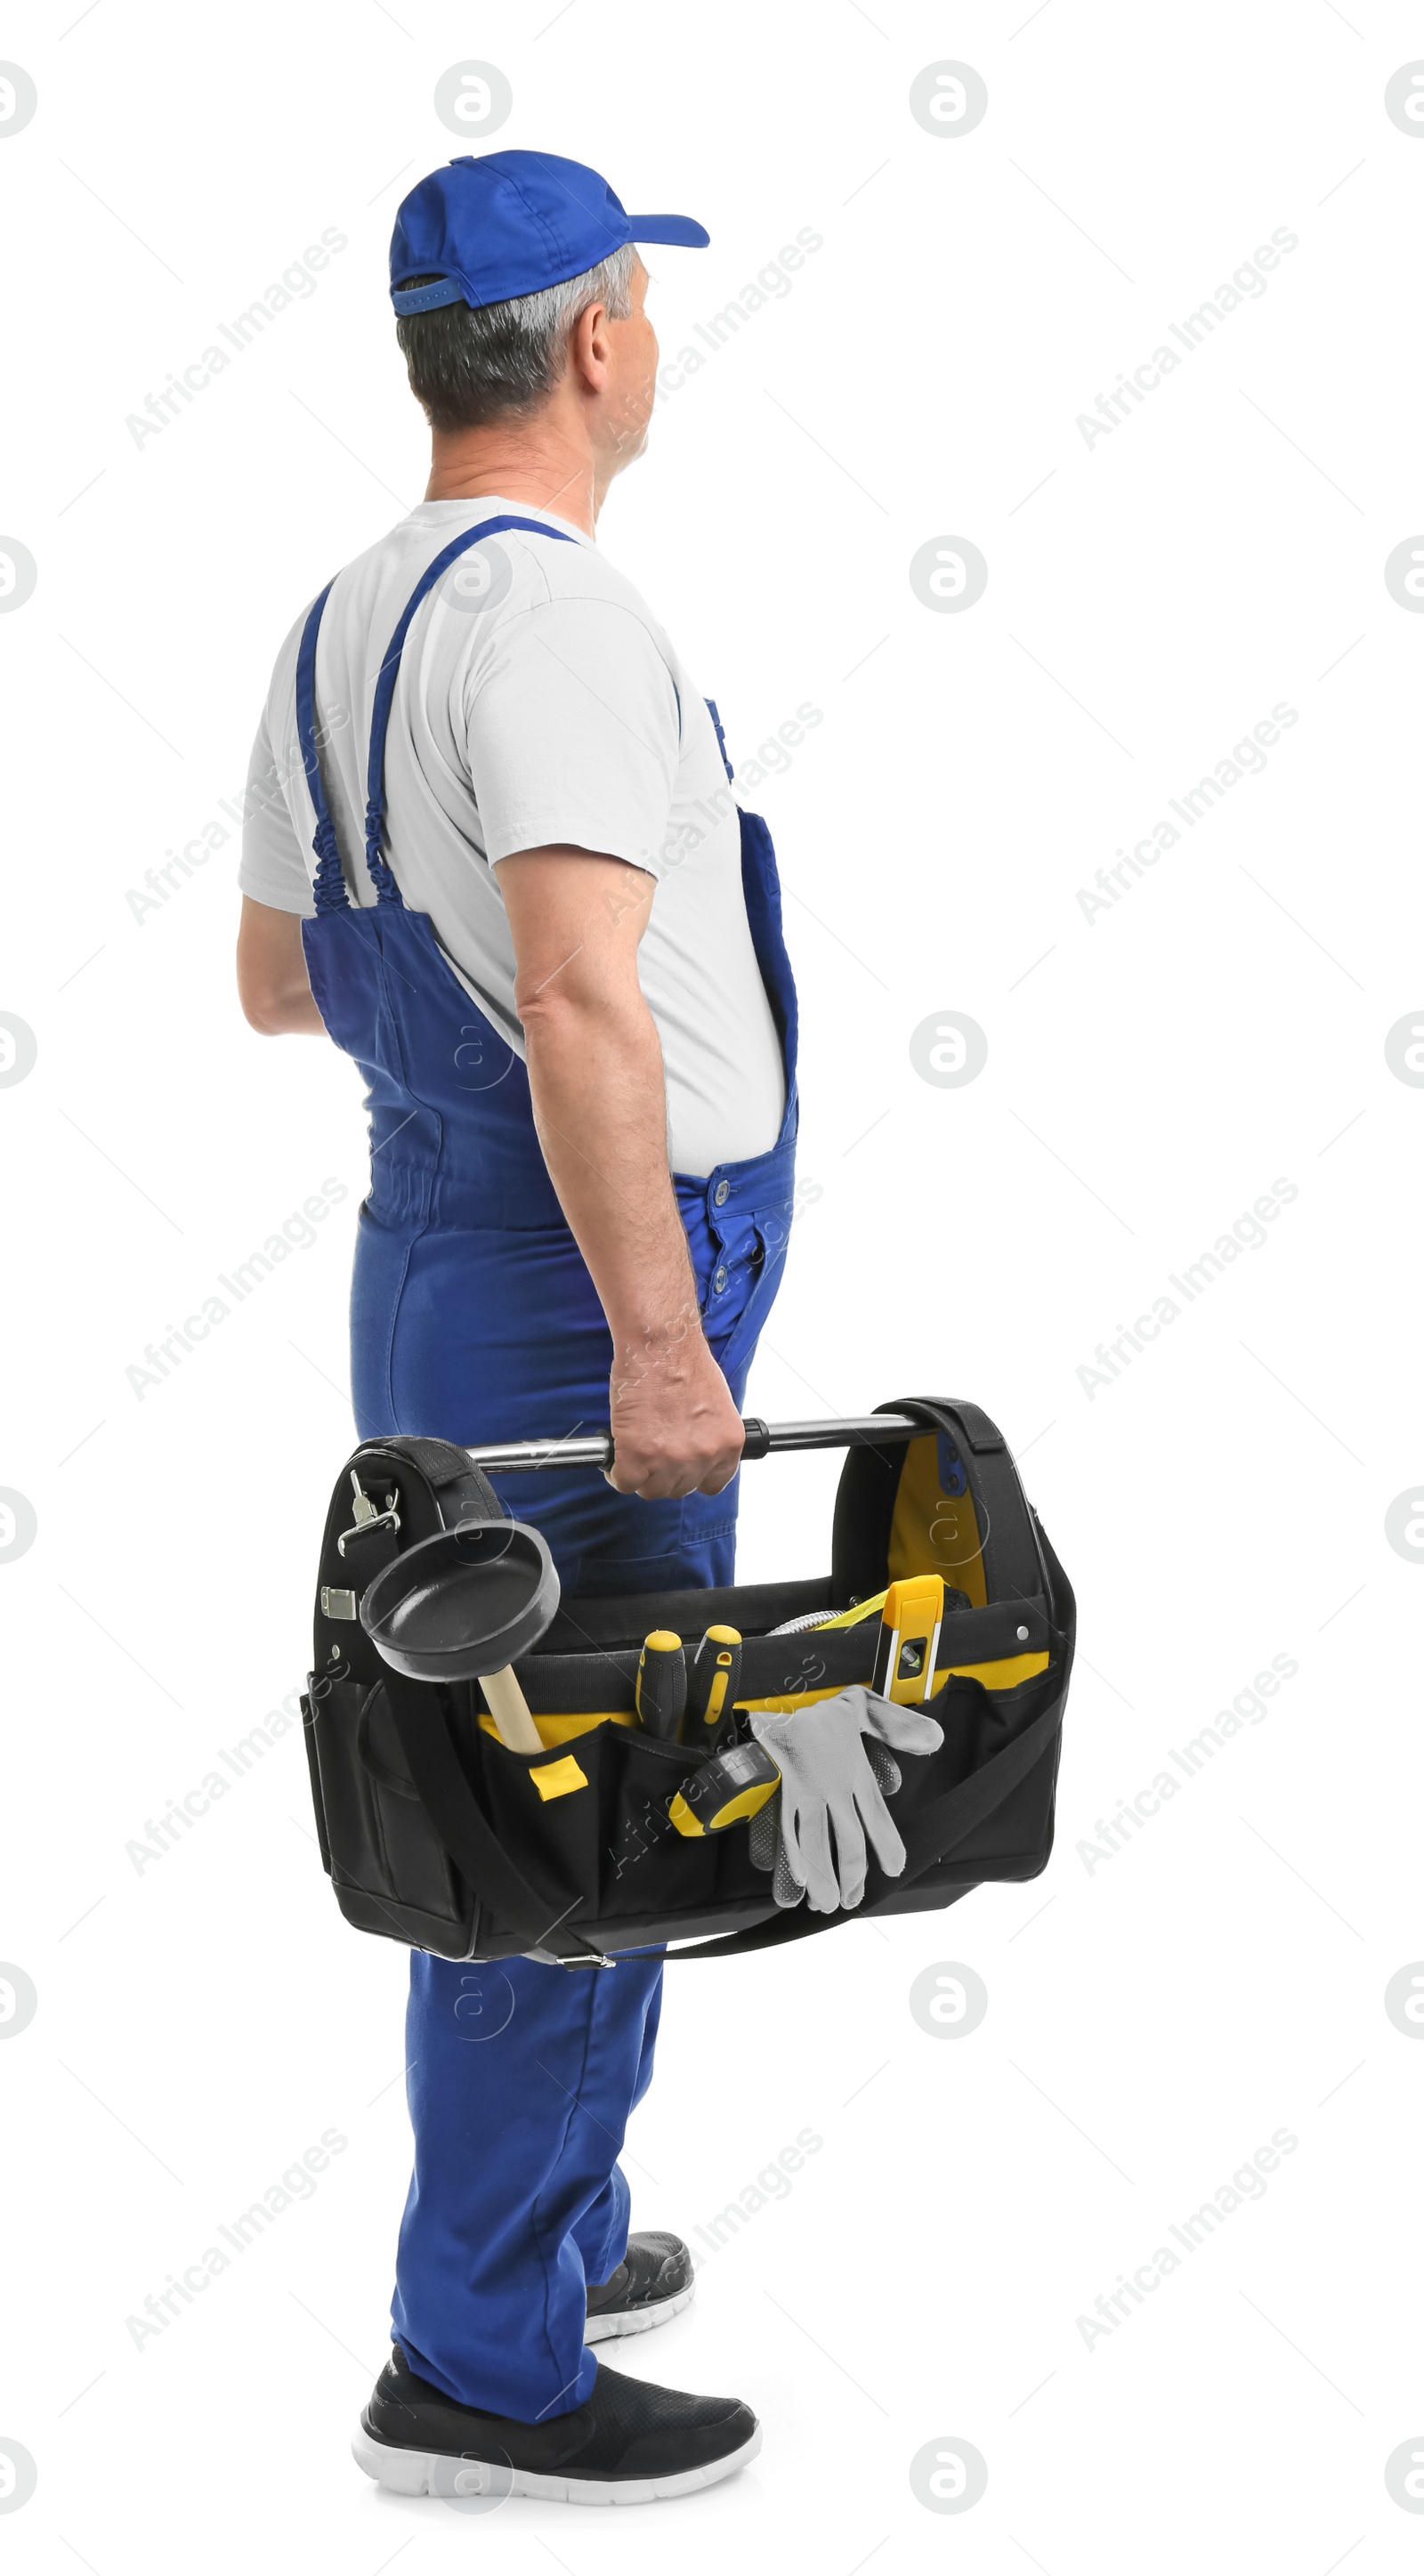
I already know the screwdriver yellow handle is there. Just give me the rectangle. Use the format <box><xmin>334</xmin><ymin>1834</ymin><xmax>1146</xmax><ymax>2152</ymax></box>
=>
<box><xmin>635</xmin><ymin>1631</ymin><xmax>686</xmax><ymax>1739</ymax></box>
<box><xmin>684</xmin><ymin>1624</ymin><xmax>742</xmax><ymax>1746</ymax></box>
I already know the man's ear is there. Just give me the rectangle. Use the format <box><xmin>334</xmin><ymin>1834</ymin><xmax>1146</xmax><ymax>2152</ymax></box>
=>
<box><xmin>569</xmin><ymin>296</ymin><xmax>613</xmax><ymax>393</ymax></box>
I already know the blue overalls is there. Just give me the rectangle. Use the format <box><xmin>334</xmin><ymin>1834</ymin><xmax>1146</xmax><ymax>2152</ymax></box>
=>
<box><xmin>295</xmin><ymin>514</ymin><xmax>797</xmax><ymax>2422</ymax></box>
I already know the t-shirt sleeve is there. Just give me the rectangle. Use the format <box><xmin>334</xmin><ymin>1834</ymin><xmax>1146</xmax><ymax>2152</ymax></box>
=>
<box><xmin>238</xmin><ymin>710</ymin><xmax>316</xmax><ymax>915</ymax></box>
<box><xmin>465</xmin><ymin>597</ymin><xmax>682</xmax><ymax>877</ymax></box>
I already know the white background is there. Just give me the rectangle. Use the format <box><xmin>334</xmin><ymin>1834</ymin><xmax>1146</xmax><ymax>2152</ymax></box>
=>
<box><xmin>3</xmin><ymin>0</ymin><xmax>1423</xmax><ymax>2566</ymax></box>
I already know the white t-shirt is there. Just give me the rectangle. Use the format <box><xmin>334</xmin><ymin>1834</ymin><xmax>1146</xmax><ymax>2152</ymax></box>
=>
<box><xmin>239</xmin><ymin>496</ymin><xmax>786</xmax><ymax>1179</ymax></box>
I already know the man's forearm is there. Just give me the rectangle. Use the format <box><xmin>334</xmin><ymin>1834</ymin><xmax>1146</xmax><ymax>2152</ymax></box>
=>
<box><xmin>520</xmin><ymin>987</ymin><xmax>702</xmax><ymax>1371</ymax></box>
<box><xmin>498</xmin><ymin>842</ymin><xmax>745</xmax><ymax>1495</ymax></box>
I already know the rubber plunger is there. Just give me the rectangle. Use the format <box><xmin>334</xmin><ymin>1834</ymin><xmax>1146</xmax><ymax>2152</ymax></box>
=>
<box><xmin>359</xmin><ymin>1519</ymin><xmax>560</xmax><ymax>1754</ymax></box>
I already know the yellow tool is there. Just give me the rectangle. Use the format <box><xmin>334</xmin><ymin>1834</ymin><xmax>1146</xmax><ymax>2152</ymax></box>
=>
<box><xmin>870</xmin><ymin>1574</ymin><xmax>944</xmax><ymax>1704</ymax></box>
<box><xmin>681</xmin><ymin>1625</ymin><xmax>742</xmax><ymax>1750</ymax></box>
<box><xmin>635</xmin><ymin>1631</ymin><xmax>686</xmax><ymax>1739</ymax></box>
<box><xmin>669</xmin><ymin>1740</ymin><xmax>781</xmax><ymax>1837</ymax></box>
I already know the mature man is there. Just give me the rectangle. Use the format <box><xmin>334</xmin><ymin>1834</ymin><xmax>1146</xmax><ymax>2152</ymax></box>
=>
<box><xmin>236</xmin><ymin>152</ymin><xmax>797</xmax><ymax>2503</ymax></box>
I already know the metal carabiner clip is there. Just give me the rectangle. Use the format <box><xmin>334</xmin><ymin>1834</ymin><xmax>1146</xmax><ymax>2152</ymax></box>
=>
<box><xmin>336</xmin><ymin>1470</ymin><xmax>401</xmax><ymax>1559</ymax></box>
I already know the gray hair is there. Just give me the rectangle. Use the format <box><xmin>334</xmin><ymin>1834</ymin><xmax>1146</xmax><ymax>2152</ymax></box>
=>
<box><xmin>396</xmin><ymin>245</ymin><xmax>636</xmax><ymax>433</ymax></box>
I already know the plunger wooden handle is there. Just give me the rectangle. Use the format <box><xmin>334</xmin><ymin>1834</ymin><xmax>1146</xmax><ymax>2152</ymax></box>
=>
<box><xmin>478</xmin><ymin>1665</ymin><xmax>544</xmax><ymax>1754</ymax></box>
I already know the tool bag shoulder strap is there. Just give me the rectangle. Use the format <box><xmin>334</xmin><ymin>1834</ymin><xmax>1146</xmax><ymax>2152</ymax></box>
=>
<box><xmin>357</xmin><ymin>1433</ymin><xmax>497</xmax><ymax>1517</ymax></box>
<box><xmin>309</xmin><ymin>1430</ymin><xmax>498</xmax><ymax>1681</ymax></box>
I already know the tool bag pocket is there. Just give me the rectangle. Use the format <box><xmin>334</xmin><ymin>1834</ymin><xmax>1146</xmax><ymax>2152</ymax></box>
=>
<box><xmin>467</xmin><ymin>1717</ymin><xmax>776</xmax><ymax>1958</ymax></box>
<box><xmin>303</xmin><ymin>1673</ymin><xmax>470</xmax><ymax>1950</ymax></box>
<box><xmin>303</xmin><ymin>1669</ymin><xmax>785</xmax><ymax>1964</ymax></box>
<box><xmin>878</xmin><ymin>1657</ymin><xmax>1065</xmax><ymax>1901</ymax></box>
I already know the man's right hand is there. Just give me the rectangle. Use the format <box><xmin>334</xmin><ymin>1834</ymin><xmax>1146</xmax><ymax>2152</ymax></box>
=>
<box><xmin>606</xmin><ymin>1320</ymin><xmax>745</xmax><ymax>1499</ymax></box>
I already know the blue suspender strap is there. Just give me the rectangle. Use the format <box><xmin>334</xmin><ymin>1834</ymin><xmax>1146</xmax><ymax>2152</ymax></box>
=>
<box><xmin>705</xmin><ymin>697</ymin><xmax>734</xmax><ymax>784</ymax></box>
<box><xmin>362</xmin><ymin>514</ymin><xmax>578</xmax><ymax>903</ymax></box>
<box><xmin>295</xmin><ymin>579</ymin><xmax>348</xmax><ymax>913</ymax></box>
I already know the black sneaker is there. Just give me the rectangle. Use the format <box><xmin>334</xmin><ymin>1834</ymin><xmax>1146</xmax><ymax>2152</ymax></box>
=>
<box><xmin>354</xmin><ymin>2345</ymin><xmax>761</xmax><ymax>2506</ymax></box>
<box><xmin>586</xmin><ymin>2229</ymin><xmax>695</xmax><ymax>2345</ymax></box>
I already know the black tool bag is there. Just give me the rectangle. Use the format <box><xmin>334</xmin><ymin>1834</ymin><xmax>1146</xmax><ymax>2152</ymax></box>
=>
<box><xmin>301</xmin><ymin>1399</ymin><xmax>1073</xmax><ymax>1966</ymax></box>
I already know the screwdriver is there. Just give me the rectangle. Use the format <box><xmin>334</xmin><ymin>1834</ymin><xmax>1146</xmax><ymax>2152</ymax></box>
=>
<box><xmin>635</xmin><ymin>1630</ymin><xmax>686</xmax><ymax>1739</ymax></box>
<box><xmin>681</xmin><ymin>1625</ymin><xmax>742</xmax><ymax>1751</ymax></box>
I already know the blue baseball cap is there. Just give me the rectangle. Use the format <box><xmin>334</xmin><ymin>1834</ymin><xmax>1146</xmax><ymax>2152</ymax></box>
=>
<box><xmin>390</xmin><ymin>150</ymin><xmax>709</xmax><ymax>315</ymax></box>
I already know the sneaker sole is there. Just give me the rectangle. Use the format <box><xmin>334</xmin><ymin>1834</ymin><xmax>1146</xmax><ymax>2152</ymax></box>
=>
<box><xmin>352</xmin><ymin>2417</ymin><xmax>760</xmax><ymax>2506</ymax></box>
<box><xmin>584</xmin><ymin>2282</ymin><xmax>695</xmax><ymax>2345</ymax></box>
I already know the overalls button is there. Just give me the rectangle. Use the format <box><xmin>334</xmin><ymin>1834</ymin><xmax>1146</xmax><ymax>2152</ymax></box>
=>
<box><xmin>712</xmin><ymin>1266</ymin><xmax>728</xmax><ymax>1294</ymax></box>
<box><xmin>713</xmin><ymin>1179</ymin><xmax>730</xmax><ymax>1207</ymax></box>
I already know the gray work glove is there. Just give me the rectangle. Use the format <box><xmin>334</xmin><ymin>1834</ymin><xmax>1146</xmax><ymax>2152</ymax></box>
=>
<box><xmin>747</xmin><ymin>1684</ymin><xmax>943</xmax><ymax>1915</ymax></box>
<box><xmin>748</xmin><ymin>1786</ymin><xmax>804</xmax><ymax>1907</ymax></box>
<box><xmin>747</xmin><ymin>1749</ymin><xmax>904</xmax><ymax>1909</ymax></box>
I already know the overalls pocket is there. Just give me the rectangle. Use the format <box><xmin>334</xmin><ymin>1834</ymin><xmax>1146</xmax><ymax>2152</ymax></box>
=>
<box><xmin>702</xmin><ymin>1195</ymin><xmax>793</xmax><ymax>1382</ymax></box>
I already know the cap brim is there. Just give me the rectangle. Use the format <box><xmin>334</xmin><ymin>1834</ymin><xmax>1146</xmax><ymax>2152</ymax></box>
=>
<box><xmin>627</xmin><ymin>214</ymin><xmax>710</xmax><ymax>249</ymax></box>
